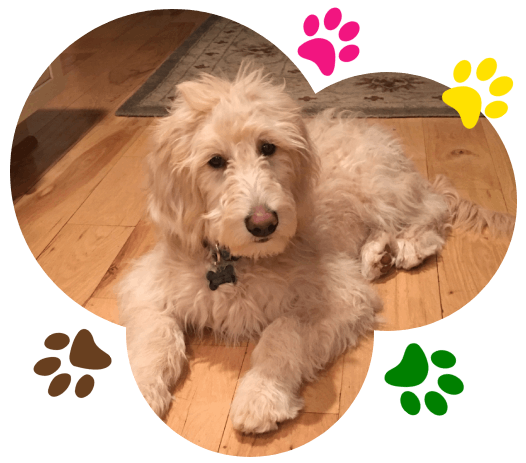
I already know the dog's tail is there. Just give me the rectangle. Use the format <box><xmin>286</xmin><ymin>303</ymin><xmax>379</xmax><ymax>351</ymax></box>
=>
<box><xmin>432</xmin><ymin>175</ymin><xmax>515</xmax><ymax>236</ymax></box>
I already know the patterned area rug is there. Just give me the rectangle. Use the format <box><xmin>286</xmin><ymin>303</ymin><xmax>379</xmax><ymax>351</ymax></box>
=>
<box><xmin>117</xmin><ymin>15</ymin><xmax>456</xmax><ymax>118</ymax></box>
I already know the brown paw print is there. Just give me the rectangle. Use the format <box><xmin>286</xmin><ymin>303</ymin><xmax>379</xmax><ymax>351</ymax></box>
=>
<box><xmin>34</xmin><ymin>330</ymin><xmax>111</xmax><ymax>398</ymax></box>
<box><xmin>379</xmin><ymin>244</ymin><xmax>394</xmax><ymax>275</ymax></box>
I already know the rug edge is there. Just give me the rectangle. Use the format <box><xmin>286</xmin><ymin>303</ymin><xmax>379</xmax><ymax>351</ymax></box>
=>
<box><xmin>115</xmin><ymin>14</ymin><xmax>221</xmax><ymax>117</ymax></box>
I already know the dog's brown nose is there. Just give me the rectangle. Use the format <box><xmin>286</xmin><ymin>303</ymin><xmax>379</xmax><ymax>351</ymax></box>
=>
<box><xmin>245</xmin><ymin>206</ymin><xmax>279</xmax><ymax>237</ymax></box>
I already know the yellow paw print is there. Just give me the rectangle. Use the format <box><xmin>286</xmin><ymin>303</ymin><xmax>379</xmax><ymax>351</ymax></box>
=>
<box><xmin>442</xmin><ymin>58</ymin><xmax>513</xmax><ymax>129</ymax></box>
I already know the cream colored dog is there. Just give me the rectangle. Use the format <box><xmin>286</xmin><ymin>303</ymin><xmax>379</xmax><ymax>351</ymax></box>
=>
<box><xmin>118</xmin><ymin>65</ymin><xmax>513</xmax><ymax>433</ymax></box>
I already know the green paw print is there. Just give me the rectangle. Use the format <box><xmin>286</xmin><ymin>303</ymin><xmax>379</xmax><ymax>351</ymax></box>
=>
<box><xmin>442</xmin><ymin>58</ymin><xmax>513</xmax><ymax>129</ymax></box>
<box><xmin>385</xmin><ymin>344</ymin><xmax>464</xmax><ymax>415</ymax></box>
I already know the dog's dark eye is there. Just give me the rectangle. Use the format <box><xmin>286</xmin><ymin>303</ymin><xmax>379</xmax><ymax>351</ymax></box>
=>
<box><xmin>261</xmin><ymin>143</ymin><xmax>276</xmax><ymax>156</ymax></box>
<box><xmin>208</xmin><ymin>155</ymin><xmax>226</xmax><ymax>169</ymax></box>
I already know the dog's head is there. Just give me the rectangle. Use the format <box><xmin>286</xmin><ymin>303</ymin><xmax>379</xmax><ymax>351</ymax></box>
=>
<box><xmin>147</xmin><ymin>65</ymin><xmax>319</xmax><ymax>259</ymax></box>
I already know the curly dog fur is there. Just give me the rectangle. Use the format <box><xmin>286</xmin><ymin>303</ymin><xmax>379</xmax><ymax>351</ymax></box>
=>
<box><xmin>118</xmin><ymin>65</ymin><xmax>514</xmax><ymax>433</ymax></box>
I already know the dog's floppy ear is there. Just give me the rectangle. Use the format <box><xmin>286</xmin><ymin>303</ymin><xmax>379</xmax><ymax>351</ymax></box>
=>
<box><xmin>290</xmin><ymin>119</ymin><xmax>320</xmax><ymax>229</ymax></box>
<box><xmin>146</xmin><ymin>144</ymin><xmax>206</xmax><ymax>254</ymax></box>
<box><xmin>146</xmin><ymin>99</ymin><xmax>207</xmax><ymax>254</ymax></box>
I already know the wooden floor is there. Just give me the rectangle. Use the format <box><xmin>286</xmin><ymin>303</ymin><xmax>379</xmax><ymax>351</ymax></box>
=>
<box><xmin>12</xmin><ymin>10</ymin><xmax>515</xmax><ymax>457</ymax></box>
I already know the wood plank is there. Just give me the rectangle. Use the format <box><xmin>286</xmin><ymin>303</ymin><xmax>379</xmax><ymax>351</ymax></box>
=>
<box><xmin>37</xmin><ymin>224</ymin><xmax>133</xmax><ymax>306</ymax></box>
<box><xmin>26</xmin><ymin>12</ymin><xmax>160</xmax><ymax>135</ymax></box>
<box><xmin>437</xmin><ymin>189</ymin><xmax>511</xmax><ymax>318</ymax></box>
<box><xmin>14</xmin><ymin>116</ymin><xmax>149</xmax><ymax>258</ymax></box>
<box><xmin>69</xmin><ymin>156</ymin><xmax>147</xmax><ymax>226</ymax></box>
<box><xmin>91</xmin><ymin>218</ymin><xmax>157</xmax><ymax>299</ymax></box>
<box><xmin>302</xmin><ymin>356</ymin><xmax>343</xmax><ymax>414</ymax></box>
<box><xmin>69</xmin><ymin>118</ymin><xmax>154</xmax><ymax>226</ymax></box>
<box><xmin>122</xmin><ymin>120</ymin><xmax>156</xmax><ymax>157</ymax></box>
<box><xmin>423</xmin><ymin>118</ymin><xmax>500</xmax><ymax>189</ymax></box>
<box><xmin>167</xmin><ymin>344</ymin><xmax>246</xmax><ymax>452</ymax></box>
<box><xmin>339</xmin><ymin>333</ymin><xmax>374</xmax><ymax>418</ymax></box>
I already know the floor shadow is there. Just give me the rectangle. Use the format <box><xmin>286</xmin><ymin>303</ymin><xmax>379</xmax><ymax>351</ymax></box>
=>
<box><xmin>11</xmin><ymin>108</ymin><xmax>106</xmax><ymax>201</ymax></box>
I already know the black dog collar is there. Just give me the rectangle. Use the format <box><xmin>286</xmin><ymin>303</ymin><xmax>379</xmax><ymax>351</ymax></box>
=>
<box><xmin>206</xmin><ymin>243</ymin><xmax>240</xmax><ymax>291</ymax></box>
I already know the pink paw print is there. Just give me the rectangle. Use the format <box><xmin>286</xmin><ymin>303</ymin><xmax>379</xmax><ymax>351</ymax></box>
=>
<box><xmin>298</xmin><ymin>8</ymin><xmax>360</xmax><ymax>76</ymax></box>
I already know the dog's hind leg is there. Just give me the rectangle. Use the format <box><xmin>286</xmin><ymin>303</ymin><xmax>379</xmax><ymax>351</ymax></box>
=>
<box><xmin>360</xmin><ymin>224</ymin><xmax>448</xmax><ymax>280</ymax></box>
<box><xmin>391</xmin><ymin>175</ymin><xmax>515</xmax><ymax>270</ymax></box>
<box><xmin>394</xmin><ymin>225</ymin><xmax>447</xmax><ymax>270</ymax></box>
<box><xmin>360</xmin><ymin>230</ymin><xmax>398</xmax><ymax>281</ymax></box>
<box><xmin>392</xmin><ymin>189</ymin><xmax>450</xmax><ymax>271</ymax></box>
<box><xmin>365</xmin><ymin>180</ymin><xmax>451</xmax><ymax>274</ymax></box>
<box><xmin>360</xmin><ymin>227</ymin><xmax>446</xmax><ymax>278</ymax></box>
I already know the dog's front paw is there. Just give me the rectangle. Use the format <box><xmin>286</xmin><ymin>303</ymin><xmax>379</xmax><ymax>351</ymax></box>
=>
<box><xmin>230</xmin><ymin>371</ymin><xmax>303</xmax><ymax>434</ymax></box>
<box><xmin>138</xmin><ymin>381</ymin><xmax>173</xmax><ymax>418</ymax></box>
